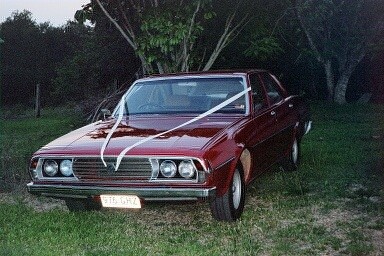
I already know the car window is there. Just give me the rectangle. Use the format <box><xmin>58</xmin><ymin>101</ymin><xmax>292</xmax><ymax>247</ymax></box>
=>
<box><xmin>124</xmin><ymin>77</ymin><xmax>248</xmax><ymax>115</ymax></box>
<box><xmin>260</xmin><ymin>73</ymin><xmax>283</xmax><ymax>105</ymax></box>
<box><xmin>249</xmin><ymin>74</ymin><xmax>266</xmax><ymax>112</ymax></box>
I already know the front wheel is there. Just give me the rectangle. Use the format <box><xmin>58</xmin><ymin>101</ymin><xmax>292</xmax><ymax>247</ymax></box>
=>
<box><xmin>209</xmin><ymin>166</ymin><xmax>245</xmax><ymax>221</ymax></box>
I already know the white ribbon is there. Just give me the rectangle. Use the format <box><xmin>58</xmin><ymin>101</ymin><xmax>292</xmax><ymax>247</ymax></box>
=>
<box><xmin>101</xmin><ymin>87</ymin><xmax>251</xmax><ymax>171</ymax></box>
<box><xmin>100</xmin><ymin>97</ymin><xmax>125</xmax><ymax>167</ymax></box>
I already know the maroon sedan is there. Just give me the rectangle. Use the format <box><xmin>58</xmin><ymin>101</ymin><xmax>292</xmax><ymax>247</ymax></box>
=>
<box><xmin>27</xmin><ymin>70</ymin><xmax>311</xmax><ymax>221</ymax></box>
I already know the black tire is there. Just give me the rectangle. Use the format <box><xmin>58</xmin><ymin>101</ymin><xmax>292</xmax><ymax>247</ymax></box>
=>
<box><xmin>283</xmin><ymin>138</ymin><xmax>301</xmax><ymax>172</ymax></box>
<box><xmin>65</xmin><ymin>198</ymin><xmax>102</xmax><ymax>212</ymax></box>
<box><xmin>209</xmin><ymin>166</ymin><xmax>245</xmax><ymax>221</ymax></box>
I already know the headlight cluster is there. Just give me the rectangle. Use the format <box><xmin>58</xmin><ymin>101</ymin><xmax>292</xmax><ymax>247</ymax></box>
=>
<box><xmin>159</xmin><ymin>160</ymin><xmax>197</xmax><ymax>179</ymax></box>
<box><xmin>43</xmin><ymin>159</ymin><xmax>74</xmax><ymax>177</ymax></box>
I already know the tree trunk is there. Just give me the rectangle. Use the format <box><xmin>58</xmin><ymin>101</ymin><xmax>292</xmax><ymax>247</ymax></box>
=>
<box><xmin>324</xmin><ymin>60</ymin><xmax>335</xmax><ymax>101</ymax></box>
<box><xmin>334</xmin><ymin>79</ymin><xmax>348</xmax><ymax>104</ymax></box>
<box><xmin>139</xmin><ymin>55</ymin><xmax>153</xmax><ymax>75</ymax></box>
<box><xmin>334</xmin><ymin>68</ymin><xmax>354</xmax><ymax>104</ymax></box>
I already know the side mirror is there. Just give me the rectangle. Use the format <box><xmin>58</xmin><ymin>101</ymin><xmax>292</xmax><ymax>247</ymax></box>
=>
<box><xmin>100</xmin><ymin>109</ymin><xmax>111</xmax><ymax>120</ymax></box>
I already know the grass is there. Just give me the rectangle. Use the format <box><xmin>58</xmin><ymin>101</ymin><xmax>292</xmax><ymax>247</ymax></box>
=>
<box><xmin>0</xmin><ymin>103</ymin><xmax>383</xmax><ymax>255</ymax></box>
<box><xmin>0</xmin><ymin>107</ymin><xmax>84</xmax><ymax>190</ymax></box>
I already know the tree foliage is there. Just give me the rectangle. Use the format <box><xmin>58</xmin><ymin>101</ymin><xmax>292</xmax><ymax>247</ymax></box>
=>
<box><xmin>1</xmin><ymin>1</ymin><xmax>384</xmax><ymax>107</ymax></box>
<box><xmin>0</xmin><ymin>11</ymin><xmax>93</xmax><ymax>106</ymax></box>
<box><xmin>0</xmin><ymin>11</ymin><xmax>41</xmax><ymax>105</ymax></box>
<box><xmin>76</xmin><ymin>0</ymin><xmax>248</xmax><ymax>74</ymax></box>
<box><xmin>244</xmin><ymin>29</ymin><xmax>284</xmax><ymax>62</ymax></box>
<box><xmin>295</xmin><ymin>0</ymin><xmax>384</xmax><ymax>104</ymax></box>
<box><xmin>52</xmin><ymin>21</ymin><xmax>139</xmax><ymax>105</ymax></box>
<box><xmin>0</xmin><ymin>11</ymin><xmax>139</xmax><ymax>107</ymax></box>
<box><xmin>135</xmin><ymin>2</ymin><xmax>207</xmax><ymax>72</ymax></box>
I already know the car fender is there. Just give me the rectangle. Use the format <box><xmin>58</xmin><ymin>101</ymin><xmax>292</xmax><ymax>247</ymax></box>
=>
<box><xmin>207</xmin><ymin>142</ymin><xmax>245</xmax><ymax>197</ymax></box>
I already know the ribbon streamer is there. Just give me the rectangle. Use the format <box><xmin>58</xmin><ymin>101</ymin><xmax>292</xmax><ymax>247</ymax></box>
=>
<box><xmin>101</xmin><ymin>87</ymin><xmax>251</xmax><ymax>171</ymax></box>
<box><xmin>100</xmin><ymin>97</ymin><xmax>125</xmax><ymax>167</ymax></box>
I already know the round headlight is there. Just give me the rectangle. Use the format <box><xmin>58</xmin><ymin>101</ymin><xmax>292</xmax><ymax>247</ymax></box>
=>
<box><xmin>178</xmin><ymin>160</ymin><xmax>196</xmax><ymax>178</ymax></box>
<box><xmin>160</xmin><ymin>160</ymin><xmax>177</xmax><ymax>178</ymax></box>
<box><xmin>43</xmin><ymin>160</ymin><xmax>58</xmax><ymax>177</ymax></box>
<box><xmin>60</xmin><ymin>159</ymin><xmax>73</xmax><ymax>176</ymax></box>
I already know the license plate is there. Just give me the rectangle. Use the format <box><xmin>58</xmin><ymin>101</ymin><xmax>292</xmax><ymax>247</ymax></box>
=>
<box><xmin>100</xmin><ymin>195</ymin><xmax>141</xmax><ymax>209</ymax></box>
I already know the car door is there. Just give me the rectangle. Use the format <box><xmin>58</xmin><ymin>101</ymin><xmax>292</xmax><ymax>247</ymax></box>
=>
<box><xmin>260</xmin><ymin>72</ymin><xmax>296</xmax><ymax>163</ymax></box>
<box><xmin>245</xmin><ymin>73</ymin><xmax>277</xmax><ymax>176</ymax></box>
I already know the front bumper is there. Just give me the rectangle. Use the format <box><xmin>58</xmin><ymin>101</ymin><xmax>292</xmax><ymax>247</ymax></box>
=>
<box><xmin>27</xmin><ymin>182</ymin><xmax>216</xmax><ymax>201</ymax></box>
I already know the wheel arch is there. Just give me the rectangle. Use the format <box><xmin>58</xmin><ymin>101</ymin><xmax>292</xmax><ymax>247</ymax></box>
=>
<box><xmin>209</xmin><ymin>143</ymin><xmax>248</xmax><ymax>197</ymax></box>
<box><xmin>239</xmin><ymin>148</ymin><xmax>252</xmax><ymax>184</ymax></box>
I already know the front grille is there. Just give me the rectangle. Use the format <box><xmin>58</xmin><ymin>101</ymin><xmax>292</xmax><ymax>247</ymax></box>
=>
<box><xmin>72</xmin><ymin>157</ymin><xmax>152</xmax><ymax>181</ymax></box>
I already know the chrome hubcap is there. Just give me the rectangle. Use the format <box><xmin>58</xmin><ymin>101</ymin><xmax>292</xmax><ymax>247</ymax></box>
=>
<box><xmin>292</xmin><ymin>139</ymin><xmax>298</xmax><ymax>164</ymax></box>
<box><xmin>232</xmin><ymin>170</ymin><xmax>241</xmax><ymax>209</ymax></box>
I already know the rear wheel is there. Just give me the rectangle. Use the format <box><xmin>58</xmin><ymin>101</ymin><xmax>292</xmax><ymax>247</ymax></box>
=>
<box><xmin>283</xmin><ymin>138</ymin><xmax>301</xmax><ymax>172</ymax></box>
<box><xmin>65</xmin><ymin>198</ymin><xmax>102</xmax><ymax>212</ymax></box>
<box><xmin>209</xmin><ymin>166</ymin><xmax>245</xmax><ymax>221</ymax></box>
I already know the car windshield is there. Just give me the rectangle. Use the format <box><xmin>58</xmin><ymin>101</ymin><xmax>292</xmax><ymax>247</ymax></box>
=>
<box><xmin>119</xmin><ymin>76</ymin><xmax>248</xmax><ymax>115</ymax></box>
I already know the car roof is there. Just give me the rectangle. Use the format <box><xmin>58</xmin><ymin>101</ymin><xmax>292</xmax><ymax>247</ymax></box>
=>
<box><xmin>141</xmin><ymin>69</ymin><xmax>268</xmax><ymax>80</ymax></box>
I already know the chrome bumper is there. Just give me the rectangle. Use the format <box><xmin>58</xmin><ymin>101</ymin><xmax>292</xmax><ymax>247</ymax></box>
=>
<box><xmin>27</xmin><ymin>182</ymin><xmax>216</xmax><ymax>201</ymax></box>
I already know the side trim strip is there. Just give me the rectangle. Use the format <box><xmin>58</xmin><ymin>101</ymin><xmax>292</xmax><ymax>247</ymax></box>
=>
<box><xmin>214</xmin><ymin>157</ymin><xmax>236</xmax><ymax>171</ymax></box>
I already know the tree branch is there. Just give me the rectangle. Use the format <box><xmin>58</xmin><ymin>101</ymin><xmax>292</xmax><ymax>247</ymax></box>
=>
<box><xmin>116</xmin><ymin>0</ymin><xmax>137</xmax><ymax>42</ymax></box>
<box><xmin>203</xmin><ymin>5</ymin><xmax>249</xmax><ymax>71</ymax></box>
<box><xmin>295</xmin><ymin>0</ymin><xmax>325</xmax><ymax>64</ymax></box>
<box><xmin>95</xmin><ymin>0</ymin><xmax>137</xmax><ymax>50</ymax></box>
<box><xmin>180</xmin><ymin>0</ymin><xmax>201</xmax><ymax>71</ymax></box>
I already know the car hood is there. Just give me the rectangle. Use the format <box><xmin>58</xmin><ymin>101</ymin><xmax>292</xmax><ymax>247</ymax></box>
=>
<box><xmin>36</xmin><ymin>115</ymin><xmax>242</xmax><ymax>156</ymax></box>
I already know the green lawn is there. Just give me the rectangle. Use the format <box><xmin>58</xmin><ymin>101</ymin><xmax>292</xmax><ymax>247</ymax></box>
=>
<box><xmin>0</xmin><ymin>104</ymin><xmax>383</xmax><ymax>255</ymax></box>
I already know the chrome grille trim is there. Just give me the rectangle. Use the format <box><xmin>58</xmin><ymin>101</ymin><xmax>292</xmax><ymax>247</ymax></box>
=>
<box><xmin>73</xmin><ymin>157</ymin><xmax>152</xmax><ymax>180</ymax></box>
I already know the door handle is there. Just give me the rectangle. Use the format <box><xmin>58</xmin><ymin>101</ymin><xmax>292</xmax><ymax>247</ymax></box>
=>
<box><xmin>270</xmin><ymin>111</ymin><xmax>276</xmax><ymax>116</ymax></box>
<box><xmin>289</xmin><ymin>103</ymin><xmax>293</xmax><ymax>108</ymax></box>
